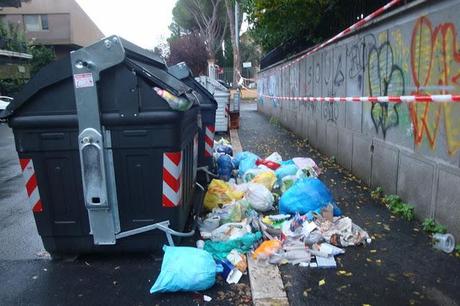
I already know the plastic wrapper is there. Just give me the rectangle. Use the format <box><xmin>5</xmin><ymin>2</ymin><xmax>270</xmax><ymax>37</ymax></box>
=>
<box><xmin>216</xmin><ymin>144</ymin><xmax>233</xmax><ymax>156</ymax></box>
<box><xmin>281</xmin><ymin>175</ymin><xmax>298</xmax><ymax>193</ymax></box>
<box><xmin>153</xmin><ymin>87</ymin><xmax>193</xmax><ymax>111</ymax></box>
<box><xmin>233</xmin><ymin>151</ymin><xmax>259</xmax><ymax>169</ymax></box>
<box><xmin>251</xmin><ymin>171</ymin><xmax>276</xmax><ymax>191</ymax></box>
<box><xmin>253</xmin><ymin>240</ymin><xmax>282</xmax><ymax>259</ymax></box>
<box><xmin>217</xmin><ymin>154</ymin><xmax>234</xmax><ymax>181</ymax></box>
<box><xmin>243</xmin><ymin>168</ymin><xmax>266</xmax><ymax>183</ymax></box>
<box><xmin>203</xmin><ymin>179</ymin><xmax>244</xmax><ymax>211</ymax></box>
<box><xmin>279</xmin><ymin>178</ymin><xmax>342</xmax><ymax>216</ymax></box>
<box><xmin>204</xmin><ymin>232</ymin><xmax>262</xmax><ymax>260</ymax></box>
<box><xmin>245</xmin><ymin>183</ymin><xmax>274</xmax><ymax>212</ymax></box>
<box><xmin>210</xmin><ymin>220</ymin><xmax>251</xmax><ymax>241</ymax></box>
<box><xmin>265</xmin><ymin>152</ymin><xmax>283</xmax><ymax>163</ymax></box>
<box><xmin>255</xmin><ymin>159</ymin><xmax>280</xmax><ymax>170</ymax></box>
<box><xmin>293</xmin><ymin>157</ymin><xmax>321</xmax><ymax>175</ymax></box>
<box><xmin>275</xmin><ymin>164</ymin><xmax>299</xmax><ymax>182</ymax></box>
<box><xmin>150</xmin><ymin>246</ymin><xmax>220</xmax><ymax>293</ymax></box>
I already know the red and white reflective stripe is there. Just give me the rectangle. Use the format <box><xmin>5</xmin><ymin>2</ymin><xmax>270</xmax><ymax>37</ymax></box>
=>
<box><xmin>19</xmin><ymin>158</ymin><xmax>43</xmax><ymax>213</ymax></box>
<box><xmin>162</xmin><ymin>152</ymin><xmax>182</xmax><ymax>207</ymax></box>
<box><xmin>204</xmin><ymin>125</ymin><xmax>215</xmax><ymax>157</ymax></box>
<box><xmin>260</xmin><ymin>94</ymin><xmax>460</xmax><ymax>104</ymax></box>
<box><xmin>274</xmin><ymin>0</ymin><xmax>402</xmax><ymax>72</ymax></box>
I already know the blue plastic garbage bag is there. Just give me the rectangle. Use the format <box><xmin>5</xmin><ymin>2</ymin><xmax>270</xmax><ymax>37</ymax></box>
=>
<box><xmin>275</xmin><ymin>164</ymin><xmax>298</xmax><ymax>182</ymax></box>
<box><xmin>280</xmin><ymin>160</ymin><xmax>295</xmax><ymax>166</ymax></box>
<box><xmin>279</xmin><ymin>178</ymin><xmax>342</xmax><ymax>216</ymax></box>
<box><xmin>233</xmin><ymin>152</ymin><xmax>259</xmax><ymax>176</ymax></box>
<box><xmin>217</xmin><ymin>154</ymin><xmax>234</xmax><ymax>181</ymax></box>
<box><xmin>216</xmin><ymin>144</ymin><xmax>233</xmax><ymax>156</ymax></box>
<box><xmin>150</xmin><ymin>246</ymin><xmax>220</xmax><ymax>293</ymax></box>
<box><xmin>233</xmin><ymin>151</ymin><xmax>258</xmax><ymax>168</ymax></box>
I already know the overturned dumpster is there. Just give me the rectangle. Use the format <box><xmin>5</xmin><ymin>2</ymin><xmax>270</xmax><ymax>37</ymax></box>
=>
<box><xmin>168</xmin><ymin>62</ymin><xmax>217</xmax><ymax>171</ymax></box>
<box><xmin>0</xmin><ymin>36</ymin><xmax>201</xmax><ymax>256</ymax></box>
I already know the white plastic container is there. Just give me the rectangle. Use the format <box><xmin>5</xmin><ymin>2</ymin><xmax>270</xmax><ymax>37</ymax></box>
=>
<box><xmin>433</xmin><ymin>233</ymin><xmax>455</xmax><ymax>253</ymax></box>
<box><xmin>196</xmin><ymin>76</ymin><xmax>230</xmax><ymax>132</ymax></box>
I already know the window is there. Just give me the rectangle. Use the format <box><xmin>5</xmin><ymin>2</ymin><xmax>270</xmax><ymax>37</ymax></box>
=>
<box><xmin>24</xmin><ymin>15</ymin><xmax>49</xmax><ymax>31</ymax></box>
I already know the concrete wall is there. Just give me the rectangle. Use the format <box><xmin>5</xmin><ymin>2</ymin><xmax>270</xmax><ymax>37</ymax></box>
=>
<box><xmin>257</xmin><ymin>0</ymin><xmax>460</xmax><ymax>238</ymax></box>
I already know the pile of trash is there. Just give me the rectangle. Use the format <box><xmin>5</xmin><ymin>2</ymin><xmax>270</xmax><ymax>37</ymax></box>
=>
<box><xmin>150</xmin><ymin>139</ymin><xmax>371</xmax><ymax>293</ymax></box>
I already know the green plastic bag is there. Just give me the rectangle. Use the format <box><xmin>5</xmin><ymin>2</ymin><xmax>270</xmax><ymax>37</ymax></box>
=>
<box><xmin>204</xmin><ymin>232</ymin><xmax>262</xmax><ymax>260</ymax></box>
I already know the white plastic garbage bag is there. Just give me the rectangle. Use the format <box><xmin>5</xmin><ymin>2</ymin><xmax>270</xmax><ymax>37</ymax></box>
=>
<box><xmin>245</xmin><ymin>183</ymin><xmax>274</xmax><ymax>212</ymax></box>
<box><xmin>265</xmin><ymin>152</ymin><xmax>282</xmax><ymax>164</ymax></box>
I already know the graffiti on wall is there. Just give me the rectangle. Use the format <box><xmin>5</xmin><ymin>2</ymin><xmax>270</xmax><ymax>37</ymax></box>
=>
<box><xmin>346</xmin><ymin>34</ymin><xmax>377</xmax><ymax>93</ymax></box>
<box><xmin>409</xmin><ymin>16</ymin><xmax>460</xmax><ymax>155</ymax></box>
<box><xmin>259</xmin><ymin>11</ymin><xmax>460</xmax><ymax>156</ymax></box>
<box><xmin>367</xmin><ymin>40</ymin><xmax>405</xmax><ymax>138</ymax></box>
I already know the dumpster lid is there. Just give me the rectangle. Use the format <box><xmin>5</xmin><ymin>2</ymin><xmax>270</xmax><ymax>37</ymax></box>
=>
<box><xmin>168</xmin><ymin>62</ymin><xmax>215</xmax><ymax>101</ymax></box>
<box><xmin>0</xmin><ymin>37</ymin><xmax>186</xmax><ymax>119</ymax></box>
<box><xmin>127</xmin><ymin>58</ymin><xmax>192</xmax><ymax>98</ymax></box>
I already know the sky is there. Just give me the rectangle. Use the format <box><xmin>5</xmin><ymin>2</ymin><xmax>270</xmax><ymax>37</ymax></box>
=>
<box><xmin>76</xmin><ymin>0</ymin><xmax>176</xmax><ymax>50</ymax></box>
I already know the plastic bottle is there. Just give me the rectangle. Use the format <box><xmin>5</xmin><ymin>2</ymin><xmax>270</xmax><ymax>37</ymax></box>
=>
<box><xmin>432</xmin><ymin>233</ymin><xmax>455</xmax><ymax>253</ymax></box>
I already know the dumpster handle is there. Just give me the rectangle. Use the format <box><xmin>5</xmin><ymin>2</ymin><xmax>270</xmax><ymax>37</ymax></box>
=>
<box><xmin>115</xmin><ymin>220</ymin><xmax>195</xmax><ymax>247</ymax></box>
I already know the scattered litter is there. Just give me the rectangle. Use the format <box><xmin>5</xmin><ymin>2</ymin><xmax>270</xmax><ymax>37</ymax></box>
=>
<box><xmin>170</xmin><ymin>149</ymin><xmax>373</xmax><ymax>294</ymax></box>
<box><xmin>432</xmin><ymin>233</ymin><xmax>455</xmax><ymax>253</ymax></box>
<box><xmin>253</xmin><ymin>240</ymin><xmax>282</xmax><ymax>259</ymax></box>
<box><xmin>203</xmin><ymin>179</ymin><xmax>244</xmax><ymax>211</ymax></box>
<box><xmin>316</xmin><ymin>256</ymin><xmax>337</xmax><ymax>268</ymax></box>
<box><xmin>203</xmin><ymin>295</ymin><xmax>212</xmax><ymax>302</ymax></box>
<box><xmin>245</xmin><ymin>183</ymin><xmax>274</xmax><ymax>212</ymax></box>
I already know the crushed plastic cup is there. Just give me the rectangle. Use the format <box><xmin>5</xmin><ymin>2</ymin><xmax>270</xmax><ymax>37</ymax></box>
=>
<box><xmin>432</xmin><ymin>233</ymin><xmax>455</xmax><ymax>253</ymax></box>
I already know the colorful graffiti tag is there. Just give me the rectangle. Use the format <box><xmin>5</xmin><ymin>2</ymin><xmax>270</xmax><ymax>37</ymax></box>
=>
<box><xmin>409</xmin><ymin>16</ymin><xmax>460</xmax><ymax>155</ymax></box>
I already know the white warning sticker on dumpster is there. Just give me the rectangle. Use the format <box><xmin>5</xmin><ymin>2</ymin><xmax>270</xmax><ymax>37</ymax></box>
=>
<box><xmin>74</xmin><ymin>73</ymin><xmax>94</xmax><ymax>88</ymax></box>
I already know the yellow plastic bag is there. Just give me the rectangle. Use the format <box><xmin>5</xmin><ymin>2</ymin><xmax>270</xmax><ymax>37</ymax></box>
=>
<box><xmin>253</xmin><ymin>240</ymin><xmax>282</xmax><ymax>259</ymax></box>
<box><xmin>203</xmin><ymin>179</ymin><xmax>244</xmax><ymax>211</ymax></box>
<box><xmin>251</xmin><ymin>171</ymin><xmax>276</xmax><ymax>191</ymax></box>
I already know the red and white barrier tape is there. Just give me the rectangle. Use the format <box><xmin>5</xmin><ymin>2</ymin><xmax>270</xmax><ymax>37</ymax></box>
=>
<box><xmin>275</xmin><ymin>0</ymin><xmax>402</xmax><ymax>72</ymax></box>
<box><xmin>260</xmin><ymin>94</ymin><xmax>460</xmax><ymax>103</ymax></box>
<box><xmin>162</xmin><ymin>152</ymin><xmax>183</xmax><ymax>207</ymax></box>
<box><xmin>19</xmin><ymin>158</ymin><xmax>43</xmax><ymax>213</ymax></box>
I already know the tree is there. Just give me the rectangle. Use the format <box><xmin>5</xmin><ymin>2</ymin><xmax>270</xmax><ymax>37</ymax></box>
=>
<box><xmin>172</xmin><ymin>0</ymin><xmax>228</xmax><ymax>77</ymax></box>
<box><xmin>167</xmin><ymin>32</ymin><xmax>208</xmax><ymax>76</ymax></box>
<box><xmin>224</xmin><ymin>0</ymin><xmax>244</xmax><ymax>87</ymax></box>
<box><xmin>0</xmin><ymin>21</ymin><xmax>55</xmax><ymax>95</ymax></box>
<box><xmin>243</xmin><ymin>0</ymin><xmax>329</xmax><ymax>52</ymax></box>
<box><xmin>243</xmin><ymin>0</ymin><xmax>390</xmax><ymax>53</ymax></box>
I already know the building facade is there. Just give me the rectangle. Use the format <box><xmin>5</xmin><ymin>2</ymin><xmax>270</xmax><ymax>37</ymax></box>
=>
<box><xmin>0</xmin><ymin>0</ymin><xmax>104</xmax><ymax>58</ymax></box>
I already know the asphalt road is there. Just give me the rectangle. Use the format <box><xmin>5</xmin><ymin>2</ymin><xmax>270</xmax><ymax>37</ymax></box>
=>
<box><xmin>238</xmin><ymin>102</ymin><xmax>460</xmax><ymax>306</ymax></box>
<box><xmin>0</xmin><ymin>124</ymin><xmax>45</xmax><ymax>260</ymax></box>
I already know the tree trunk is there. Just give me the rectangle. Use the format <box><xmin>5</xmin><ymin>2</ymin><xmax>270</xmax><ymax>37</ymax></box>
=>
<box><xmin>225</xmin><ymin>0</ymin><xmax>242</xmax><ymax>88</ymax></box>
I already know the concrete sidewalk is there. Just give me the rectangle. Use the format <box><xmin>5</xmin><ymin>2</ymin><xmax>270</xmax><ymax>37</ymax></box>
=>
<box><xmin>238</xmin><ymin>103</ymin><xmax>460</xmax><ymax>306</ymax></box>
